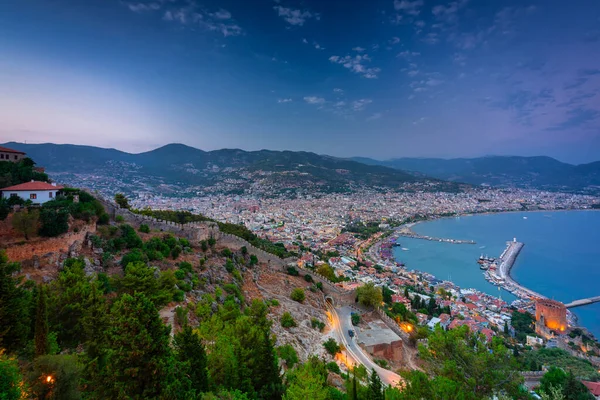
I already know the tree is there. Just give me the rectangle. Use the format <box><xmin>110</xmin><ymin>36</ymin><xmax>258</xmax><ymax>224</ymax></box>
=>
<box><xmin>290</xmin><ymin>288</ymin><xmax>305</xmax><ymax>303</ymax></box>
<box><xmin>323</xmin><ymin>338</ymin><xmax>341</xmax><ymax>356</ymax></box>
<box><xmin>11</xmin><ymin>209</ymin><xmax>39</xmax><ymax>240</ymax></box>
<box><xmin>39</xmin><ymin>208</ymin><xmax>69</xmax><ymax>237</ymax></box>
<box><xmin>0</xmin><ymin>251</ymin><xmax>32</xmax><ymax>354</ymax></box>
<box><xmin>284</xmin><ymin>360</ymin><xmax>329</xmax><ymax>400</ymax></box>
<box><xmin>366</xmin><ymin>370</ymin><xmax>384</xmax><ymax>400</ymax></box>
<box><xmin>27</xmin><ymin>354</ymin><xmax>82</xmax><ymax>400</ymax></box>
<box><xmin>382</xmin><ymin>286</ymin><xmax>394</xmax><ymax>305</ymax></box>
<box><xmin>351</xmin><ymin>313</ymin><xmax>360</xmax><ymax>326</ymax></box>
<box><xmin>114</xmin><ymin>193</ymin><xmax>130</xmax><ymax>209</ymax></box>
<box><xmin>0</xmin><ymin>198</ymin><xmax>10</xmax><ymax>221</ymax></box>
<box><xmin>174</xmin><ymin>325</ymin><xmax>208</xmax><ymax>394</ymax></box>
<box><xmin>281</xmin><ymin>312</ymin><xmax>296</xmax><ymax>328</ymax></box>
<box><xmin>0</xmin><ymin>352</ymin><xmax>26</xmax><ymax>400</ymax></box>
<box><xmin>356</xmin><ymin>283</ymin><xmax>383</xmax><ymax>308</ymax></box>
<box><xmin>92</xmin><ymin>293</ymin><xmax>181</xmax><ymax>399</ymax></box>
<box><xmin>35</xmin><ymin>284</ymin><xmax>50</xmax><ymax>357</ymax></box>
<box><xmin>316</xmin><ymin>263</ymin><xmax>337</xmax><ymax>282</ymax></box>
<box><xmin>413</xmin><ymin>325</ymin><xmax>524</xmax><ymax>399</ymax></box>
<box><xmin>277</xmin><ymin>344</ymin><xmax>299</xmax><ymax>368</ymax></box>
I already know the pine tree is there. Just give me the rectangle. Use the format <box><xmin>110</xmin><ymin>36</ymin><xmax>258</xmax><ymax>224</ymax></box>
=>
<box><xmin>352</xmin><ymin>372</ymin><xmax>358</xmax><ymax>400</ymax></box>
<box><xmin>0</xmin><ymin>252</ymin><xmax>31</xmax><ymax>353</ymax></box>
<box><xmin>34</xmin><ymin>284</ymin><xmax>49</xmax><ymax>357</ymax></box>
<box><xmin>504</xmin><ymin>321</ymin><xmax>510</xmax><ymax>335</ymax></box>
<box><xmin>174</xmin><ymin>325</ymin><xmax>208</xmax><ymax>393</ymax></box>
<box><xmin>255</xmin><ymin>329</ymin><xmax>283</xmax><ymax>400</ymax></box>
<box><xmin>96</xmin><ymin>293</ymin><xmax>181</xmax><ymax>398</ymax></box>
<box><xmin>366</xmin><ymin>369</ymin><xmax>384</xmax><ymax>400</ymax></box>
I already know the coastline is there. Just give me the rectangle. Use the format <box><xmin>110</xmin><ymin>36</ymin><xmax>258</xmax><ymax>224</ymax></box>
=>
<box><xmin>387</xmin><ymin>210</ymin><xmax>598</xmax><ymax>328</ymax></box>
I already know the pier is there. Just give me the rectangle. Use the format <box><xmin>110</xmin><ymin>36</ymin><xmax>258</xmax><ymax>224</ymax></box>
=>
<box><xmin>397</xmin><ymin>226</ymin><xmax>476</xmax><ymax>244</ymax></box>
<box><xmin>565</xmin><ymin>296</ymin><xmax>600</xmax><ymax>309</ymax></box>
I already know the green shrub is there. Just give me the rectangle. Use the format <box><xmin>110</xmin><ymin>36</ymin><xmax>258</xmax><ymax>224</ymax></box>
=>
<box><xmin>139</xmin><ymin>224</ymin><xmax>150</xmax><ymax>233</ymax></box>
<box><xmin>171</xmin><ymin>245</ymin><xmax>182</xmax><ymax>259</ymax></box>
<box><xmin>281</xmin><ymin>312</ymin><xmax>296</xmax><ymax>328</ymax></box>
<box><xmin>178</xmin><ymin>261</ymin><xmax>193</xmax><ymax>273</ymax></box>
<box><xmin>351</xmin><ymin>313</ymin><xmax>360</xmax><ymax>326</ymax></box>
<box><xmin>323</xmin><ymin>338</ymin><xmax>341</xmax><ymax>356</ymax></box>
<box><xmin>326</xmin><ymin>361</ymin><xmax>341</xmax><ymax>374</ymax></box>
<box><xmin>269</xmin><ymin>299</ymin><xmax>280</xmax><ymax>307</ymax></box>
<box><xmin>115</xmin><ymin>215</ymin><xmax>124</xmax><ymax>223</ymax></box>
<box><xmin>174</xmin><ymin>269</ymin><xmax>186</xmax><ymax>280</ymax></box>
<box><xmin>98</xmin><ymin>213</ymin><xmax>110</xmax><ymax>225</ymax></box>
<box><xmin>178</xmin><ymin>282</ymin><xmax>192</xmax><ymax>292</ymax></box>
<box><xmin>304</xmin><ymin>274</ymin><xmax>313</xmax><ymax>282</ymax></box>
<box><xmin>290</xmin><ymin>288</ymin><xmax>305</xmax><ymax>303</ymax></box>
<box><xmin>173</xmin><ymin>290</ymin><xmax>185</xmax><ymax>302</ymax></box>
<box><xmin>311</xmin><ymin>318</ymin><xmax>325</xmax><ymax>331</ymax></box>
<box><xmin>221</xmin><ymin>248</ymin><xmax>233</xmax><ymax>258</ymax></box>
<box><xmin>232</xmin><ymin>269</ymin><xmax>243</xmax><ymax>282</ymax></box>
<box><xmin>225</xmin><ymin>259</ymin><xmax>235</xmax><ymax>273</ymax></box>
<box><xmin>277</xmin><ymin>344</ymin><xmax>299</xmax><ymax>368</ymax></box>
<box><xmin>287</xmin><ymin>267</ymin><xmax>299</xmax><ymax>276</ymax></box>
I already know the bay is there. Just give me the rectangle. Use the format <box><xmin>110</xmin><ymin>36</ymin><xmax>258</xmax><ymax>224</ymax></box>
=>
<box><xmin>393</xmin><ymin>210</ymin><xmax>600</xmax><ymax>337</ymax></box>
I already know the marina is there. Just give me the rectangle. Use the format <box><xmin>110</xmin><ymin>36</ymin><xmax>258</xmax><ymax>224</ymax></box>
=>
<box><xmin>397</xmin><ymin>224</ymin><xmax>476</xmax><ymax>244</ymax></box>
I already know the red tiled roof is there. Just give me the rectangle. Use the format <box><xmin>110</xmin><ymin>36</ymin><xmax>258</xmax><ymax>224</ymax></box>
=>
<box><xmin>582</xmin><ymin>381</ymin><xmax>600</xmax><ymax>396</ymax></box>
<box><xmin>0</xmin><ymin>146</ymin><xmax>25</xmax><ymax>154</ymax></box>
<box><xmin>1</xmin><ymin>181</ymin><xmax>63</xmax><ymax>191</ymax></box>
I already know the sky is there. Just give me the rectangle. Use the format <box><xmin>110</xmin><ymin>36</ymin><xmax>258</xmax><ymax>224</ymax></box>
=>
<box><xmin>1</xmin><ymin>0</ymin><xmax>599</xmax><ymax>163</ymax></box>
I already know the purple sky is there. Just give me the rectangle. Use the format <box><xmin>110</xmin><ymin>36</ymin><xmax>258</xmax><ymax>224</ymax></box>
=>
<box><xmin>1</xmin><ymin>0</ymin><xmax>599</xmax><ymax>163</ymax></box>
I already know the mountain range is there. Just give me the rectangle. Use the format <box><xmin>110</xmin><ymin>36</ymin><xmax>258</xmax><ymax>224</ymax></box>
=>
<box><xmin>3</xmin><ymin>142</ymin><xmax>458</xmax><ymax>194</ymax></box>
<box><xmin>351</xmin><ymin>156</ymin><xmax>600</xmax><ymax>194</ymax></box>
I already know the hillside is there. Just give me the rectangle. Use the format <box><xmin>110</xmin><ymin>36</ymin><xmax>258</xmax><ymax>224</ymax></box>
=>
<box><xmin>3</xmin><ymin>142</ymin><xmax>458</xmax><ymax>195</ymax></box>
<box><xmin>352</xmin><ymin>155</ymin><xmax>600</xmax><ymax>193</ymax></box>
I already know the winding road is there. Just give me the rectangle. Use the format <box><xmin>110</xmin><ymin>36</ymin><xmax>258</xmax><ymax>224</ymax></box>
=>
<box><xmin>326</xmin><ymin>302</ymin><xmax>402</xmax><ymax>387</ymax></box>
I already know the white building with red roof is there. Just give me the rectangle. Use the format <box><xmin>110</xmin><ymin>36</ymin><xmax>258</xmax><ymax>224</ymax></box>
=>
<box><xmin>1</xmin><ymin>180</ymin><xmax>63</xmax><ymax>205</ymax></box>
<box><xmin>0</xmin><ymin>146</ymin><xmax>26</xmax><ymax>162</ymax></box>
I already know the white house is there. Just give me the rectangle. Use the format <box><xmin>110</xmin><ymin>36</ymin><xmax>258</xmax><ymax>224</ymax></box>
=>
<box><xmin>0</xmin><ymin>181</ymin><xmax>63</xmax><ymax>205</ymax></box>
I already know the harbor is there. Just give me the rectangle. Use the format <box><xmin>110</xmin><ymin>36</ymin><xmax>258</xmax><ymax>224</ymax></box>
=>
<box><xmin>481</xmin><ymin>238</ymin><xmax>547</xmax><ymax>301</ymax></box>
<box><xmin>397</xmin><ymin>224</ymin><xmax>476</xmax><ymax>244</ymax></box>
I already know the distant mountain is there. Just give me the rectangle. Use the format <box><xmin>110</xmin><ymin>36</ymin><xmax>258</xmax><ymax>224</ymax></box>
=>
<box><xmin>2</xmin><ymin>142</ymin><xmax>458</xmax><ymax>194</ymax></box>
<box><xmin>351</xmin><ymin>155</ymin><xmax>600</xmax><ymax>193</ymax></box>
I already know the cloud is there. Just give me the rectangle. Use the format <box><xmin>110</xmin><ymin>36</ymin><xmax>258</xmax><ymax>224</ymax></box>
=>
<box><xmin>422</xmin><ymin>32</ymin><xmax>439</xmax><ymax>44</ymax></box>
<box><xmin>432</xmin><ymin>0</ymin><xmax>468</xmax><ymax>25</ymax></box>
<box><xmin>277</xmin><ymin>98</ymin><xmax>293</xmax><ymax>103</ymax></box>
<box><xmin>367</xmin><ymin>112</ymin><xmax>383</xmax><ymax>121</ymax></box>
<box><xmin>352</xmin><ymin>99</ymin><xmax>373</xmax><ymax>111</ymax></box>
<box><xmin>389</xmin><ymin>37</ymin><xmax>401</xmax><ymax>45</ymax></box>
<box><xmin>328</xmin><ymin>54</ymin><xmax>381</xmax><ymax>79</ymax></box>
<box><xmin>314</xmin><ymin>42</ymin><xmax>325</xmax><ymax>50</ymax></box>
<box><xmin>304</xmin><ymin>96</ymin><xmax>326</xmax><ymax>104</ymax></box>
<box><xmin>136</xmin><ymin>2</ymin><xmax>243</xmax><ymax>37</ymax></box>
<box><xmin>352</xmin><ymin>47</ymin><xmax>366</xmax><ymax>53</ymax></box>
<box><xmin>302</xmin><ymin>38</ymin><xmax>308</xmax><ymax>44</ymax></box>
<box><xmin>333</xmin><ymin>88</ymin><xmax>344</xmax><ymax>93</ymax></box>
<box><xmin>128</xmin><ymin>2</ymin><xmax>161</xmax><ymax>13</ymax></box>
<box><xmin>397</xmin><ymin>50</ymin><xmax>420</xmax><ymax>59</ymax></box>
<box><xmin>394</xmin><ymin>0</ymin><xmax>424</xmax><ymax>16</ymax></box>
<box><xmin>273</xmin><ymin>6</ymin><xmax>319</xmax><ymax>26</ymax></box>
<box><xmin>210</xmin><ymin>9</ymin><xmax>232</xmax><ymax>20</ymax></box>
<box><xmin>547</xmin><ymin>107</ymin><xmax>600</xmax><ymax>131</ymax></box>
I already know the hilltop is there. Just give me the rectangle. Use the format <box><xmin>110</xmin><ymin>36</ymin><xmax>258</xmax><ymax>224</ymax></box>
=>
<box><xmin>352</xmin><ymin>155</ymin><xmax>600</xmax><ymax>194</ymax></box>
<box><xmin>2</xmin><ymin>142</ymin><xmax>459</xmax><ymax>195</ymax></box>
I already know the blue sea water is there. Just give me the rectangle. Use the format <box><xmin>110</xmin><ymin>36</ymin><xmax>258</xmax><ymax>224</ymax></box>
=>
<box><xmin>392</xmin><ymin>210</ymin><xmax>600</xmax><ymax>338</ymax></box>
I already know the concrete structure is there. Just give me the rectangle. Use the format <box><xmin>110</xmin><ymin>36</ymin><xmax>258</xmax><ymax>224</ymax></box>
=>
<box><xmin>0</xmin><ymin>146</ymin><xmax>25</xmax><ymax>162</ymax></box>
<box><xmin>526</xmin><ymin>335</ymin><xmax>544</xmax><ymax>347</ymax></box>
<box><xmin>358</xmin><ymin>320</ymin><xmax>403</xmax><ymax>362</ymax></box>
<box><xmin>535</xmin><ymin>298</ymin><xmax>567</xmax><ymax>337</ymax></box>
<box><xmin>0</xmin><ymin>181</ymin><xmax>63</xmax><ymax>205</ymax></box>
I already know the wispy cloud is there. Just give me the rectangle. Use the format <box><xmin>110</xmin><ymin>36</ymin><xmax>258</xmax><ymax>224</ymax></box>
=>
<box><xmin>273</xmin><ymin>5</ymin><xmax>319</xmax><ymax>26</ymax></box>
<box><xmin>128</xmin><ymin>2</ymin><xmax>160</xmax><ymax>13</ymax></box>
<box><xmin>352</xmin><ymin>47</ymin><xmax>366</xmax><ymax>53</ymax></box>
<box><xmin>128</xmin><ymin>1</ymin><xmax>243</xmax><ymax>37</ymax></box>
<box><xmin>278</xmin><ymin>98</ymin><xmax>293</xmax><ymax>103</ymax></box>
<box><xmin>367</xmin><ymin>112</ymin><xmax>383</xmax><ymax>121</ymax></box>
<box><xmin>547</xmin><ymin>107</ymin><xmax>599</xmax><ymax>131</ymax></box>
<box><xmin>352</xmin><ymin>99</ymin><xmax>373</xmax><ymax>111</ymax></box>
<box><xmin>329</xmin><ymin>54</ymin><xmax>381</xmax><ymax>79</ymax></box>
<box><xmin>394</xmin><ymin>0</ymin><xmax>423</xmax><ymax>16</ymax></box>
<box><xmin>304</xmin><ymin>96</ymin><xmax>326</xmax><ymax>105</ymax></box>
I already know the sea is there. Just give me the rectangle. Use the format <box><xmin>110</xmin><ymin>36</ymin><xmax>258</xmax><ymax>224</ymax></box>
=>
<box><xmin>392</xmin><ymin>210</ymin><xmax>600</xmax><ymax>338</ymax></box>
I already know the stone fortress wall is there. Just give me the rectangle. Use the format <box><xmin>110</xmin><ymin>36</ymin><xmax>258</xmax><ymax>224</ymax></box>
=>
<box><xmin>3</xmin><ymin>224</ymin><xmax>96</xmax><ymax>262</ymax></box>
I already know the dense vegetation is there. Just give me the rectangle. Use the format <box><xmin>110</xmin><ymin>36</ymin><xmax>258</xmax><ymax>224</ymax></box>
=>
<box><xmin>0</xmin><ymin>158</ymin><xmax>48</xmax><ymax>188</ymax></box>
<box><xmin>2</xmin><ymin>189</ymin><xmax>106</xmax><ymax>240</ymax></box>
<box><xmin>132</xmin><ymin>208</ymin><xmax>294</xmax><ymax>258</ymax></box>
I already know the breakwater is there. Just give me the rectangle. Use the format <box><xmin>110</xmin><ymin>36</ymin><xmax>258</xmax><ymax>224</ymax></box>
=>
<box><xmin>398</xmin><ymin>224</ymin><xmax>476</xmax><ymax>244</ymax></box>
<box><xmin>484</xmin><ymin>240</ymin><xmax>546</xmax><ymax>300</ymax></box>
